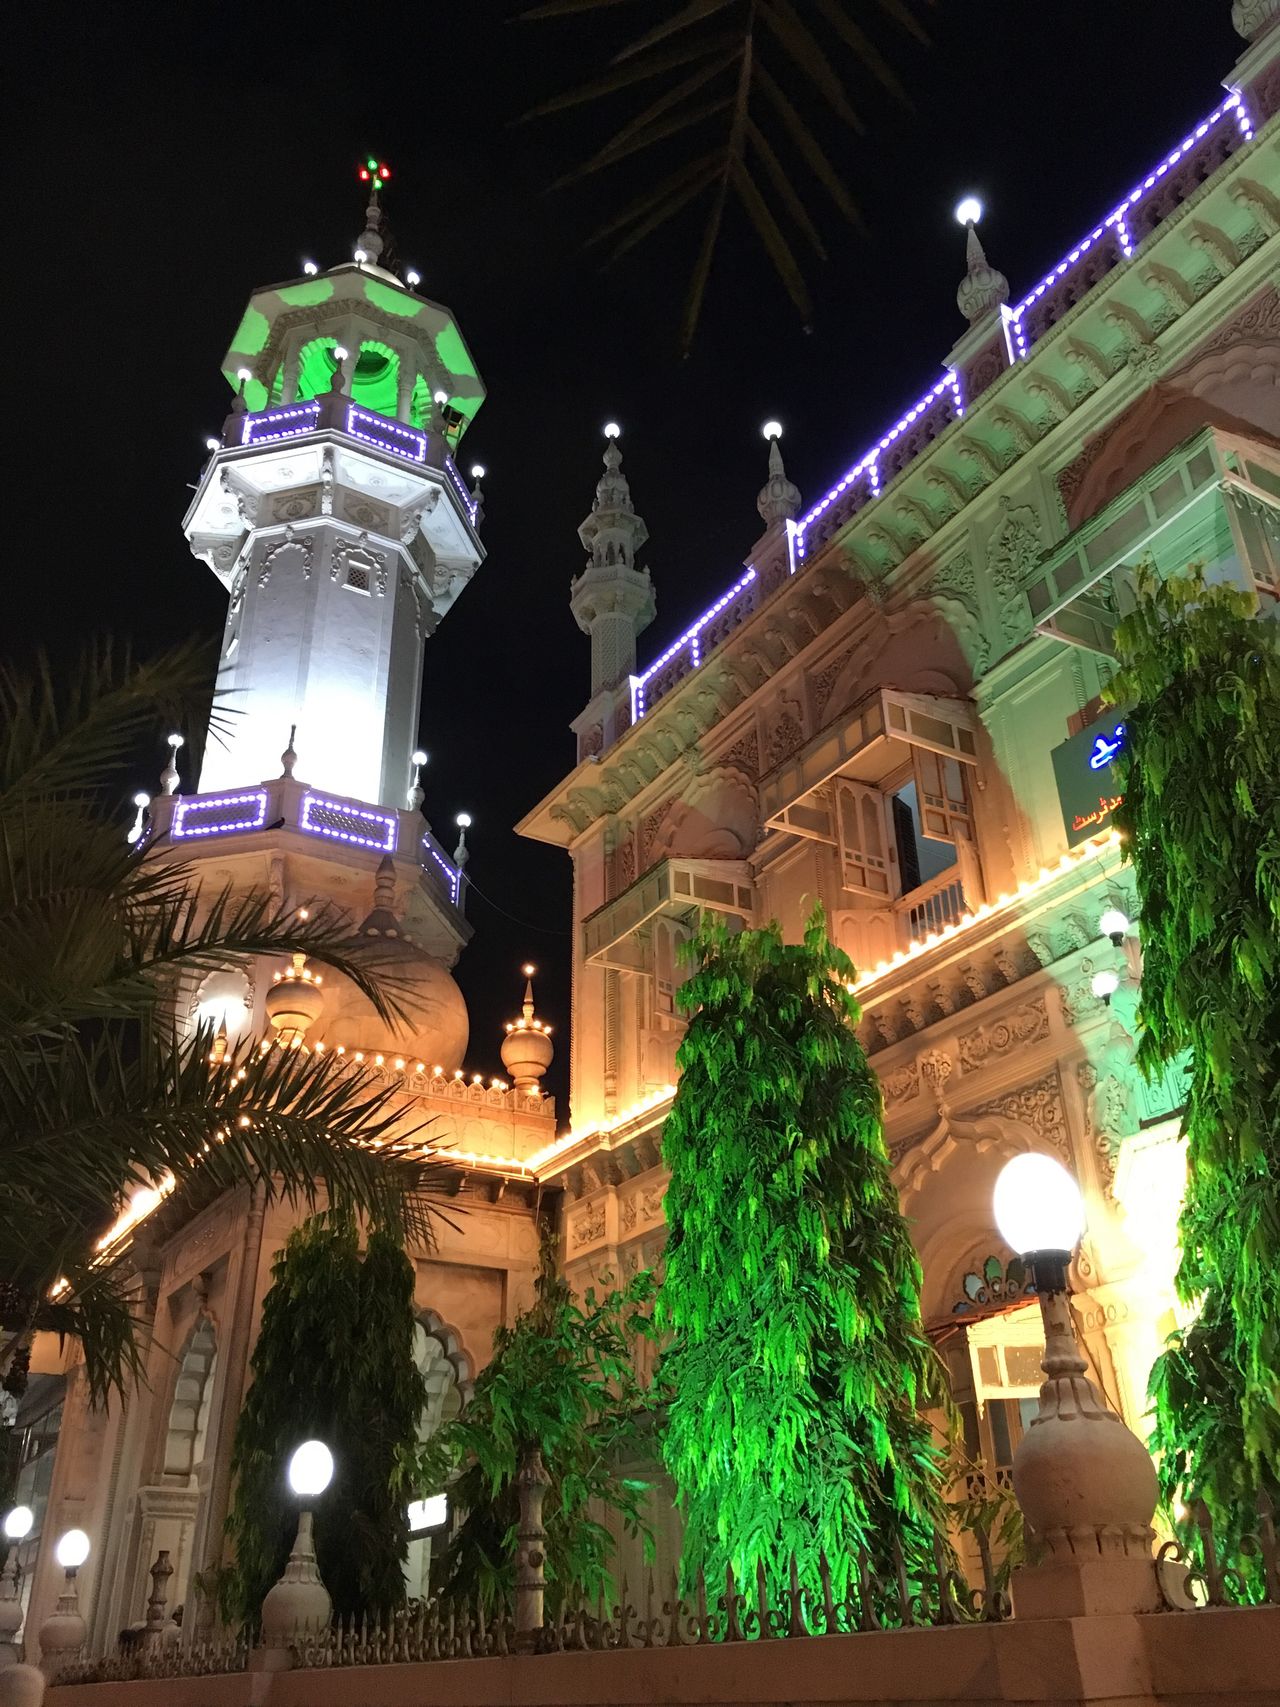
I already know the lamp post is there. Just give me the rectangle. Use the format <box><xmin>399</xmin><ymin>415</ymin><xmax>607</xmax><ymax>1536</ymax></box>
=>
<box><xmin>0</xmin><ymin>1507</ymin><xmax>33</xmax><ymax>1665</ymax></box>
<box><xmin>256</xmin><ymin>1441</ymin><xmax>333</xmax><ymax>1669</ymax></box>
<box><xmin>37</xmin><ymin>1531</ymin><xmax>90</xmax><ymax>1682</ymax></box>
<box><xmin>994</xmin><ymin>1154</ymin><xmax>1161</xmax><ymax>1618</ymax></box>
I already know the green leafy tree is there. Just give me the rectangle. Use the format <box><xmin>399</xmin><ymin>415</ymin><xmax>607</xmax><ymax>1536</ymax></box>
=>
<box><xmin>0</xmin><ymin>639</ymin><xmax>442</xmax><ymax>1407</ymax></box>
<box><xmin>1106</xmin><ymin>566</ymin><xmax>1280</xmax><ymax>1559</ymax></box>
<box><xmin>224</xmin><ymin>1215</ymin><xmax>428</xmax><ymax>1625</ymax></box>
<box><xmin>421</xmin><ymin>1240</ymin><xmax>658</xmax><ymax>1612</ymax></box>
<box><xmin>659</xmin><ymin>906</ymin><xmax>949</xmax><ymax>1599</ymax></box>
<box><xmin>520</xmin><ymin>0</ymin><xmax>929</xmax><ymax>351</ymax></box>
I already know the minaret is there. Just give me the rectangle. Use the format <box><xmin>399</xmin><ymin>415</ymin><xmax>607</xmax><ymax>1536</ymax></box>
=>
<box><xmin>184</xmin><ymin>163</ymin><xmax>486</xmax><ymax>807</ymax></box>
<box><xmin>757</xmin><ymin>421</ymin><xmax>802</xmax><ymax>529</ymax></box>
<box><xmin>570</xmin><ymin>424</ymin><xmax>655</xmax><ymax>757</ymax></box>
<box><xmin>948</xmin><ymin>196</ymin><xmax>1012</xmax><ymax>406</ymax></box>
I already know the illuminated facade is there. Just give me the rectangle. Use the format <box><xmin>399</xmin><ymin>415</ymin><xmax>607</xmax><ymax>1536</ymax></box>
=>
<box><xmin>520</xmin><ymin>11</ymin><xmax>1280</xmax><ymax>1569</ymax></box>
<box><xmin>10</xmin><ymin>181</ymin><xmax>558</xmax><ymax>1660</ymax></box>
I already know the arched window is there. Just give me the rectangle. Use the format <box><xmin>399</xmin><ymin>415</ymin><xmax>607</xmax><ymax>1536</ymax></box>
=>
<box><xmin>352</xmin><ymin>340</ymin><xmax>399</xmax><ymax>417</ymax></box>
<box><xmin>404</xmin><ymin>1313</ymin><xmax>471</xmax><ymax>1599</ymax></box>
<box><xmin>162</xmin><ymin>1319</ymin><xmax>218</xmax><ymax>1485</ymax></box>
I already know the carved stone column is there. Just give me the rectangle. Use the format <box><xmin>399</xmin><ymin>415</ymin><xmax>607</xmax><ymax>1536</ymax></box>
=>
<box><xmin>142</xmin><ymin>1551</ymin><xmax>173</xmax><ymax>1653</ymax></box>
<box><xmin>514</xmin><ymin>1446</ymin><xmax>551</xmax><ymax>1649</ymax></box>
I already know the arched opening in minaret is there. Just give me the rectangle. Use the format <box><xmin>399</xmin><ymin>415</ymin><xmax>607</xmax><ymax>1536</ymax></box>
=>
<box><xmin>163</xmin><ymin>1318</ymin><xmax>218</xmax><ymax>1485</ymax></box>
<box><xmin>353</xmin><ymin>340</ymin><xmax>399</xmax><ymax>417</ymax></box>
<box><xmin>295</xmin><ymin>335</ymin><xmax>342</xmax><ymax>402</ymax></box>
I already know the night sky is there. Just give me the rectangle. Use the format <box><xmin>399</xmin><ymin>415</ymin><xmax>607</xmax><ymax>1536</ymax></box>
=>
<box><xmin>12</xmin><ymin>2</ymin><xmax>1240</xmax><ymax>1121</ymax></box>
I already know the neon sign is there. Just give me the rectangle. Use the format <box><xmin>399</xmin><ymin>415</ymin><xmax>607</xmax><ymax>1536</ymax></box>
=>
<box><xmin>1088</xmin><ymin>724</ymin><xmax>1126</xmax><ymax>770</ymax></box>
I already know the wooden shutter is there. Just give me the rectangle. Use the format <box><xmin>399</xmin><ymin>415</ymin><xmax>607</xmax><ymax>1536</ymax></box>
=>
<box><xmin>911</xmin><ymin>747</ymin><xmax>974</xmax><ymax>847</ymax></box>
<box><xmin>835</xmin><ymin>778</ymin><xmax>893</xmax><ymax>897</ymax></box>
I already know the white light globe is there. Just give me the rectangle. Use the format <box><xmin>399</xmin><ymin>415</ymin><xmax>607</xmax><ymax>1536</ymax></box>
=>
<box><xmin>411</xmin><ymin>749</ymin><xmax>428</xmax><ymax>767</ymax></box>
<box><xmin>406</xmin><ymin>269</ymin><xmax>421</xmax><ymax>287</ymax></box>
<box><xmin>954</xmin><ymin>195</ymin><xmax>983</xmax><ymax>227</ymax></box>
<box><xmin>353</xmin><ymin>247</ymin><xmax>368</xmax><ymax>263</ymax></box>
<box><xmin>761</xmin><ymin>419</ymin><xmax>783</xmax><ymax>441</ymax></box>
<box><xmin>287</xmin><ymin>1440</ymin><xmax>334</xmax><ymax>1499</ymax></box>
<box><xmin>333</xmin><ymin>345</ymin><xmax>349</xmax><ymax>364</ymax></box>
<box><xmin>603</xmin><ymin>421</ymin><xmax>621</xmax><ymax>439</ymax></box>
<box><xmin>3</xmin><ymin>1505</ymin><xmax>34</xmax><ymax>1541</ymax></box>
<box><xmin>1099</xmin><ymin>907</ymin><xmax>1130</xmax><ymax>941</ymax></box>
<box><xmin>132</xmin><ymin>790</ymin><xmax>151</xmax><ymax>808</ymax></box>
<box><xmin>204</xmin><ymin>436</ymin><xmax>220</xmax><ymax>453</ymax></box>
<box><xmin>993</xmin><ymin>1153</ymin><xmax>1084</xmax><ymax>1254</ymax></box>
<box><xmin>1091</xmin><ymin>968</ymin><xmax>1120</xmax><ymax>1001</ymax></box>
<box><xmin>302</xmin><ymin>260</ymin><xmax>318</xmax><ymax>276</ymax></box>
<box><xmin>167</xmin><ymin>732</ymin><xmax>184</xmax><ymax>750</ymax></box>
<box><xmin>455</xmin><ymin>812</ymin><xmax>472</xmax><ymax>829</ymax></box>
<box><xmin>433</xmin><ymin>389</ymin><xmax>449</xmax><ymax>406</ymax></box>
<box><xmin>470</xmin><ymin>464</ymin><xmax>485</xmax><ymax>480</ymax></box>
<box><xmin>236</xmin><ymin>366</ymin><xmax>252</xmax><ymax>384</ymax></box>
<box><xmin>55</xmin><ymin>1529</ymin><xmax>91</xmax><ymax>1569</ymax></box>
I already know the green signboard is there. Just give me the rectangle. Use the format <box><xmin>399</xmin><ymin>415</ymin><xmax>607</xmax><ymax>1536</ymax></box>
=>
<box><xmin>1051</xmin><ymin>705</ymin><xmax>1129</xmax><ymax>847</ymax></box>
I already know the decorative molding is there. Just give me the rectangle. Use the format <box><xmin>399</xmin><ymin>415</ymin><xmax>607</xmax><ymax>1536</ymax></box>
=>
<box><xmin>571</xmin><ymin>1200</ymin><xmax>606</xmax><ymax>1248</ymax></box>
<box><xmin>957</xmin><ymin>996</ymin><xmax>1050</xmax><ymax>1074</ymax></box>
<box><xmin>882</xmin><ymin>1062</ymin><xmax>921</xmax><ymax>1106</ymax></box>
<box><xmin>257</xmin><ymin>529</ymin><xmax>313</xmax><ymax>588</ymax></box>
<box><xmin>961</xmin><ymin>1067</ymin><xmax>1070</xmax><ymax>1159</ymax></box>
<box><xmin>986</xmin><ymin>498</ymin><xmax>1043</xmax><ymax>646</ymax></box>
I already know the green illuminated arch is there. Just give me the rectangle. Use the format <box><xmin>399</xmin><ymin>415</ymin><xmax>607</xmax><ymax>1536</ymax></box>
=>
<box><xmin>353</xmin><ymin>339</ymin><xmax>400</xmax><ymax>417</ymax></box>
<box><xmin>296</xmin><ymin>336</ymin><xmax>341</xmax><ymax>402</ymax></box>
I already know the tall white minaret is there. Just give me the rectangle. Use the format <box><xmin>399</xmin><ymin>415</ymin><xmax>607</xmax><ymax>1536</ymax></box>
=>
<box><xmin>183</xmin><ymin>165</ymin><xmax>486</xmax><ymax>808</ymax></box>
<box><xmin>569</xmin><ymin>425</ymin><xmax>655</xmax><ymax>757</ymax></box>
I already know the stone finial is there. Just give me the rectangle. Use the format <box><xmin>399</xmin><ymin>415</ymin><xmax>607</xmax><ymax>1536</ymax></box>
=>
<box><xmin>263</xmin><ymin>952</ymin><xmax>326</xmax><ymax>1042</ymax></box>
<box><xmin>160</xmin><ymin>733</ymin><xmax>184</xmax><ymax>797</ymax></box>
<box><xmin>453</xmin><ymin>813</ymin><xmax>471</xmax><ymax>870</ymax></box>
<box><xmin>359</xmin><ymin>854</ymin><xmax>402</xmax><ymax>939</ymax></box>
<box><xmin>757</xmin><ymin>422</ymin><xmax>802</xmax><ymax>526</ymax></box>
<box><xmin>280</xmin><ymin>725</ymin><xmax>298</xmax><ymax>779</ymax></box>
<box><xmin>355</xmin><ymin>183</ymin><xmax>384</xmax><ymax>265</ymax></box>
<box><xmin>1010</xmin><ymin>1279</ymin><xmax>1161</xmax><ymax>1618</ymax></box>
<box><xmin>571</xmin><ymin>425</ymin><xmax>657</xmax><ymax>697</ymax></box>
<box><xmin>500</xmin><ymin>964</ymin><xmax>554</xmax><ymax>1095</ymax></box>
<box><xmin>258</xmin><ymin>1510</ymin><xmax>332</xmax><ymax>1653</ymax></box>
<box><xmin>955</xmin><ymin>199</ymin><xmax>1009</xmax><ymax>325</ymax></box>
<box><xmin>1233</xmin><ymin>0</ymin><xmax>1279</xmax><ymax>39</ymax></box>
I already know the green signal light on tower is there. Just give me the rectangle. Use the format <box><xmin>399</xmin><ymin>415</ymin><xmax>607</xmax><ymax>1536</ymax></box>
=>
<box><xmin>358</xmin><ymin>158</ymin><xmax>392</xmax><ymax>186</ymax></box>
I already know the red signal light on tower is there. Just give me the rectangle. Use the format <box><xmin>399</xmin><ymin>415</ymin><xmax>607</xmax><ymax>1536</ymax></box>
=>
<box><xmin>358</xmin><ymin>158</ymin><xmax>391</xmax><ymax>185</ymax></box>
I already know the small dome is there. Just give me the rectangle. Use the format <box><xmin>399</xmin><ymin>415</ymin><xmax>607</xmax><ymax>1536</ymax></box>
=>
<box><xmin>320</xmin><ymin>948</ymin><xmax>469</xmax><ymax>1072</ymax></box>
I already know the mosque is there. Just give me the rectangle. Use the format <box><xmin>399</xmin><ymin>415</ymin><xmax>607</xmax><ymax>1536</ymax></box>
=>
<box><xmin>5</xmin><ymin>0</ymin><xmax>1280</xmax><ymax>1664</ymax></box>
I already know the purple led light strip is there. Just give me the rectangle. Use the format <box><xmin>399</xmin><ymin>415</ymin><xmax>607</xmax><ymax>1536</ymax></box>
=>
<box><xmin>444</xmin><ymin>455</ymin><xmax>479</xmax><ymax>526</ymax></box>
<box><xmin>242</xmin><ymin>401</ymin><xmax>321</xmax><ymax>447</ymax></box>
<box><xmin>1006</xmin><ymin>92</ymin><xmax>1252</xmax><ymax>358</ymax></box>
<box><xmin>422</xmin><ymin>837</ymin><xmax>462</xmax><ymax>906</ymax></box>
<box><xmin>172</xmin><ymin>790</ymin><xmax>269</xmax><ymax>839</ymax></box>
<box><xmin>345</xmin><ymin>404</ymin><xmax>429</xmax><ymax>464</ymax></box>
<box><xmin>630</xmin><ymin>568</ymin><xmax>758</xmax><ymax>722</ymax></box>
<box><xmin>795</xmin><ymin>370</ymin><xmax>964</xmax><ymax>559</ymax></box>
<box><xmin>299</xmin><ymin>792</ymin><xmax>398</xmax><ymax>853</ymax></box>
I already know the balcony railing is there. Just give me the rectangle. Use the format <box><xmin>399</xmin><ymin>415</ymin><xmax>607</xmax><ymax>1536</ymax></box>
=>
<box><xmin>144</xmin><ymin>778</ymin><xmax>465</xmax><ymax>914</ymax></box>
<box><xmin>901</xmin><ymin>869</ymin><xmax>969</xmax><ymax>945</ymax></box>
<box><xmin>221</xmin><ymin>395</ymin><xmax>479</xmax><ymax>528</ymax></box>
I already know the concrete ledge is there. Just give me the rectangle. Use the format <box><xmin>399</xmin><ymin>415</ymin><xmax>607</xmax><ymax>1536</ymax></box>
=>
<box><xmin>42</xmin><ymin>1606</ymin><xmax>1280</xmax><ymax>1707</ymax></box>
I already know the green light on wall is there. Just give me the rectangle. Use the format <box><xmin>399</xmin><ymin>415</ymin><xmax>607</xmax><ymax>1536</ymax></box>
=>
<box><xmin>228</xmin><ymin>305</ymin><xmax>270</xmax><ymax>358</ymax></box>
<box><xmin>277</xmin><ymin>280</ymin><xmax>335</xmax><ymax>309</ymax></box>
<box><xmin>363</xmin><ymin>278</ymin><xmax>422</xmax><ymax>321</ymax></box>
<box><xmin>433</xmin><ymin>322</ymin><xmax>476</xmax><ymax>380</ymax></box>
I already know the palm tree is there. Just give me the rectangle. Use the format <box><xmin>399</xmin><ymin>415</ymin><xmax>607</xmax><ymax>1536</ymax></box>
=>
<box><xmin>519</xmin><ymin>0</ymin><xmax>930</xmax><ymax>351</ymax></box>
<box><xmin>0</xmin><ymin>639</ymin><xmax>447</xmax><ymax>1408</ymax></box>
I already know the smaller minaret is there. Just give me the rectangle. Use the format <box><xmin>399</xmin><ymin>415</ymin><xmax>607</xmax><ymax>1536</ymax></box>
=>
<box><xmin>949</xmin><ymin>196</ymin><xmax>1012</xmax><ymax>405</ymax></box>
<box><xmin>499</xmin><ymin>964</ymin><xmax>554</xmax><ymax>1097</ymax></box>
<box><xmin>571</xmin><ymin>425</ymin><xmax>656</xmax><ymax>701</ymax></box>
<box><xmin>954</xmin><ymin>197</ymin><xmax>1009</xmax><ymax>325</ymax></box>
<box><xmin>757</xmin><ymin>421</ymin><xmax>802</xmax><ymax>529</ymax></box>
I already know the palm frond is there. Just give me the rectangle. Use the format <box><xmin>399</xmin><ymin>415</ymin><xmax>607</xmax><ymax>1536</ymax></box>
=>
<box><xmin>520</xmin><ymin>0</ymin><xmax>926</xmax><ymax>349</ymax></box>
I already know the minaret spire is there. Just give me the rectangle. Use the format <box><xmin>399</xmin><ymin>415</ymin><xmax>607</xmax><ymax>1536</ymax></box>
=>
<box><xmin>570</xmin><ymin>424</ymin><xmax>656</xmax><ymax>700</ymax></box>
<box><xmin>354</xmin><ymin>158</ymin><xmax>392</xmax><ymax>266</ymax></box>
<box><xmin>757</xmin><ymin>421</ymin><xmax>801</xmax><ymax>527</ymax></box>
<box><xmin>954</xmin><ymin>196</ymin><xmax>1009</xmax><ymax>324</ymax></box>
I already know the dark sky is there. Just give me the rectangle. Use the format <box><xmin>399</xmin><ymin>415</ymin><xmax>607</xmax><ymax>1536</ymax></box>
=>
<box><xmin>11</xmin><ymin>2</ymin><xmax>1241</xmax><ymax>1121</ymax></box>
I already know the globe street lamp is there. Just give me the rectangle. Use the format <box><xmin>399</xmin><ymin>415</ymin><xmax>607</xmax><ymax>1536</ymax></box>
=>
<box><xmin>0</xmin><ymin>1507</ymin><xmax>34</xmax><ymax>1663</ymax></box>
<box><xmin>993</xmin><ymin>1155</ymin><xmax>1161</xmax><ymax>1618</ymax></box>
<box><xmin>257</xmin><ymin>1442</ymin><xmax>334</xmax><ymax>1666</ymax></box>
<box><xmin>37</xmin><ymin>1531</ymin><xmax>91</xmax><ymax>1681</ymax></box>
